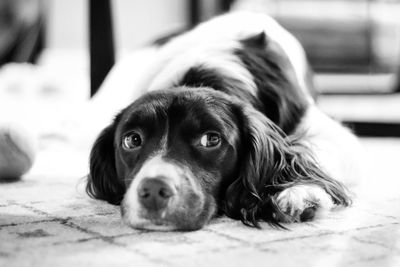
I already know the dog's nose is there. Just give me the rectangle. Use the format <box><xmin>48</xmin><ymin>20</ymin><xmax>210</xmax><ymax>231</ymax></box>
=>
<box><xmin>137</xmin><ymin>178</ymin><xmax>174</xmax><ymax>212</ymax></box>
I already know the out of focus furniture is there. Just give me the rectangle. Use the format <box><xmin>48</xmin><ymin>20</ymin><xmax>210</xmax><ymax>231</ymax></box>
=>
<box><xmin>89</xmin><ymin>0</ymin><xmax>115</xmax><ymax>97</ymax></box>
<box><xmin>230</xmin><ymin>0</ymin><xmax>400</xmax><ymax>94</ymax></box>
<box><xmin>0</xmin><ymin>0</ymin><xmax>44</xmax><ymax>65</ymax></box>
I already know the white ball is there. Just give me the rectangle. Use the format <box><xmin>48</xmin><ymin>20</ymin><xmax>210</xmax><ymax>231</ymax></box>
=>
<box><xmin>0</xmin><ymin>124</ymin><xmax>36</xmax><ymax>180</ymax></box>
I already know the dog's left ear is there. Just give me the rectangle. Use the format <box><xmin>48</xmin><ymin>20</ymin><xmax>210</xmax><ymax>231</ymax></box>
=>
<box><xmin>223</xmin><ymin>105</ymin><xmax>351</xmax><ymax>227</ymax></box>
<box><xmin>86</xmin><ymin>115</ymin><xmax>125</xmax><ymax>205</ymax></box>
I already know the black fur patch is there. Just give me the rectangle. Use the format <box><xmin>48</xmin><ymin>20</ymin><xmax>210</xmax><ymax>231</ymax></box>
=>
<box><xmin>177</xmin><ymin>32</ymin><xmax>309</xmax><ymax>134</ymax></box>
<box><xmin>236</xmin><ymin>32</ymin><xmax>309</xmax><ymax>134</ymax></box>
<box><xmin>178</xmin><ymin>66</ymin><xmax>260</xmax><ymax>108</ymax></box>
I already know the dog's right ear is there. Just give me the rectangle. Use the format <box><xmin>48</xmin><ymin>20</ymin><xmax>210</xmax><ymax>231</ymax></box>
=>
<box><xmin>86</xmin><ymin>116</ymin><xmax>125</xmax><ymax>205</ymax></box>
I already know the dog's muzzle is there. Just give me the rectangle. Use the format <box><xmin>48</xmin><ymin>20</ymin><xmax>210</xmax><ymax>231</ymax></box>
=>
<box><xmin>121</xmin><ymin>156</ymin><xmax>210</xmax><ymax>231</ymax></box>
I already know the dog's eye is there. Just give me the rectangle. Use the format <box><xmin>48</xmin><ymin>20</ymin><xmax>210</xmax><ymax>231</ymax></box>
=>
<box><xmin>200</xmin><ymin>132</ymin><xmax>221</xmax><ymax>148</ymax></box>
<box><xmin>122</xmin><ymin>132</ymin><xmax>142</xmax><ymax>150</ymax></box>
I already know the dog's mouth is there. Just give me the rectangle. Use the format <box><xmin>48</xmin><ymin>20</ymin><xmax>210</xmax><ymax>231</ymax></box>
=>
<box><xmin>120</xmin><ymin>182</ymin><xmax>216</xmax><ymax>231</ymax></box>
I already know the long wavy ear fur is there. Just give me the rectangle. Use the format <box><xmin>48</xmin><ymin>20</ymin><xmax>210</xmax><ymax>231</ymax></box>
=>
<box><xmin>223</xmin><ymin>106</ymin><xmax>351</xmax><ymax>228</ymax></box>
<box><xmin>86</xmin><ymin>117</ymin><xmax>125</xmax><ymax>205</ymax></box>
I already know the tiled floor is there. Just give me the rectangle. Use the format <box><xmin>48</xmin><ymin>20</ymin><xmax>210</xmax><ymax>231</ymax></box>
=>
<box><xmin>1</xmin><ymin>63</ymin><xmax>400</xmax><ymax>266</ymax></box>
<box><xmin>1</xmin><ymin>137</ymin><xmax>399</xmax><ymax>267</ymax></box>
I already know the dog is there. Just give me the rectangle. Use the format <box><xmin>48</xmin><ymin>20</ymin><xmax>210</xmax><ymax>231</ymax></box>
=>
<box><xmin>86</xmin><ymin>12</ymin><xmax>361</xmax><ymax>231</ymax></box>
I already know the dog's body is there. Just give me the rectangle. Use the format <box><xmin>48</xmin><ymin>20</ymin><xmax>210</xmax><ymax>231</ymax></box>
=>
<box><xmin>86</xmin><ymin>12</ymin><xmax>361</xmax><ymax>231</ymax></box>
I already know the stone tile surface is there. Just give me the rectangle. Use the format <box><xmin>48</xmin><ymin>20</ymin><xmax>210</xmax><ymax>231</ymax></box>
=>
<box><xmin>0</xmin><ymin>138</ymin><xmax>399</xmax><ymax>267</ymax></box>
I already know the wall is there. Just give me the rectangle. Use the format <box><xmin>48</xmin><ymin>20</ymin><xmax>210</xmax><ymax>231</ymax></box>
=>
<box><xmin>45</xmin><ymin>0</ymin><xmax>188</xmax><ymax>56</ymax></box>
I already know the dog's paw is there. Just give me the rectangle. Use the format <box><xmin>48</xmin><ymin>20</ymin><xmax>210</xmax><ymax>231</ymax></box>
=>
<box><xmin>274</xmin><ymin>184</ymin><xmax>334</xmax><ymax>223</ymax></box>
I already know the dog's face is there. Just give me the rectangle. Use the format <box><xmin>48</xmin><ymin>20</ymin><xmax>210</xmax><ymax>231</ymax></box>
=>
<box><xmin>118</xmin><ymin>88</ymin><xmax>243</xmax><ymax>230</ymax></box>
<box><xmin>90</xmin><ymin>88</ymin><xmax>246</xmax><ymax>230</ymax></box>
<box><xmin>87</xmin><ymin>86</ymin><xmax>350</xmax><ymax>230</ymax></box>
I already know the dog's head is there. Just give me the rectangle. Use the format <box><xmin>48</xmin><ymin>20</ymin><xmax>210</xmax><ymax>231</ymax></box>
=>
<box><xmin>87</xmin><ymin>87</ymin><xmax>349</xmax><ymax>231</ymax></box>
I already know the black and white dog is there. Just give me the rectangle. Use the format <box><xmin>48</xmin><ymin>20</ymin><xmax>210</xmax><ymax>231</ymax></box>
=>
<box><xmin>86</xmin><ymin>12</ymin><xmax>361</xmax><ymax>231</ymax></box>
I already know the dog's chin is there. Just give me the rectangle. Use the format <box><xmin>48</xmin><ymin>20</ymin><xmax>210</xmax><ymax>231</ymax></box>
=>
<box><xmin>122</xmin><ymin>212</ymin><xmax>212</xmax><ymax>232</ymax></box>
<box><xmin>124</xmin><ymin>217</ymin><xmax>179</xmax><ymax>232</ymax></box>
<box><xmin>121</xmin><ymin>197</ymin><xmax>217</xmax><ymax>231</ymax></box>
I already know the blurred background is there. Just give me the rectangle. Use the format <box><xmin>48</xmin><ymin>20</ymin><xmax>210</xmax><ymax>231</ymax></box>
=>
<box><xmin>0</xmin><ymin>0</ymin><xmax>400</xmax><ymax>136</ymax></box>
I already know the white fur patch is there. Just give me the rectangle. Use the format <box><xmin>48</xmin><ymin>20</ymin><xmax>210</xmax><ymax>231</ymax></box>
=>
<box><xmin>148</xmin><ymin>40</ymin><xmax>257</xmax><ymax>96</ymax></box>
<box><xmin>122</xmin><ymin>155</ymin><xmax>204</xmax><ymax>230</ymax></box>
<box><xmin>132</xmin><ymin>156</ymin><xmax>183</xmax><ymax>188</ymax></box>
<box><xmin>296</xmin><ymin>106</ymin><xmax>363</xmax><ymax>187</ymax></box>
<box><xmin>275</xmin><ymin>184</ymin><xmax>334</xmax><ymax>221</ymax></box>
<box><xmin>122</xmin><ymin>155</ymin><xmax>182</xmax><ymax>228</ymax></box>
<box><xmin>146</xmin><ymin>12</ymin><xmax>312</xmax><ymax>101</ymax></box>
